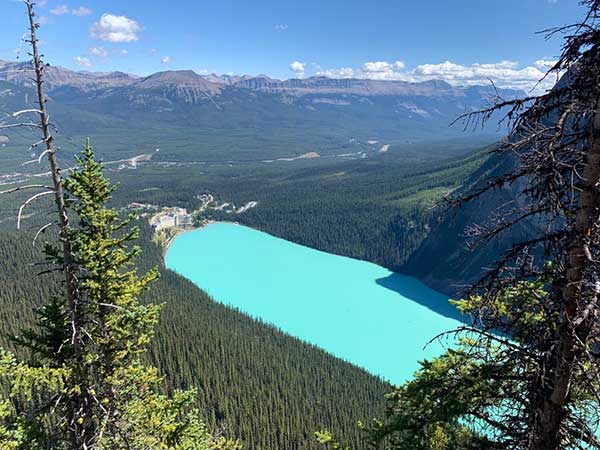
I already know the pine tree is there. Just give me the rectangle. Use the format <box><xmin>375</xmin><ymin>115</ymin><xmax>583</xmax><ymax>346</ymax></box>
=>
<box><xmin>320</xmin><ymin>2</ymin><xmax>600</xmax><ymax>450</ymax></box>
<box><xmin>1</xmin><ymin>142</ymin><xmax>241</xmax><ymax>449</ymax></box>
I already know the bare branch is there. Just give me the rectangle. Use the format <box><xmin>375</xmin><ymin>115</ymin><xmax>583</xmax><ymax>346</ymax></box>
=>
<box><xmin>33</xmin><ymin>221</ymin><xmax>55</xmax><ymax>246</ymax></box>
<box><xmin>22</xmin><ymin>148</ymin><xmax>51</xmax><ymax>166</ymax></box>
<box><xmin>0</xmin><ymin>184</ymin><xmax>54</xmax><ymax>195</ymax></box>
<box><xmin>0</xmin><ymin>122</ymin><xmax>41</xmax><ymax>130</ymax></box>
<box><xmin>12</xmin><ymin>108</ymin><xmax>43</xmax><ymax>117</ymax></box>
<box><xmin>17</xmin><ymin>190</ymin><xmax>55</xmax><ymax>229</ymax></box>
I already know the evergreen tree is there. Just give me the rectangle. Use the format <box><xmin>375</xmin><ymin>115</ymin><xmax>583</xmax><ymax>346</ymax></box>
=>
<box><xmin>0</xmin><ymin>142</ymin><xmax>241</xmax><ymax>449</ymax></box>
<box><xmin>320</xmin><ymin>2</ymin><xmax>600</xmax><ymax>449</ymax></box>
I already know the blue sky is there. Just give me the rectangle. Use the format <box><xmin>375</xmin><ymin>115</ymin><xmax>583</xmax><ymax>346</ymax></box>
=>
<box><xmin>0</xmin><ymin>0</ymin><xmax>586</xmax><ymax>89</ymax></box>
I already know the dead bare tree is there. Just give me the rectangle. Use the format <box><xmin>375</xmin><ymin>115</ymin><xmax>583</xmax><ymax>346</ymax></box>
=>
<box><xmin>449</xmin><ymin>1</ymin><xmax>600</xmax><ymax>449</ymax></box>
<box><xmin>0</xmin><ymin>1</ymin><xmax>91</xmax><ymax>447</ymax></box>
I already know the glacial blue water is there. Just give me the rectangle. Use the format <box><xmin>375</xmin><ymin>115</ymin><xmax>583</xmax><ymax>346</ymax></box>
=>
<box><xmin>165</xmin><ymin>222</ymin><xmax>462</xmax><ymax>385</ymax></box>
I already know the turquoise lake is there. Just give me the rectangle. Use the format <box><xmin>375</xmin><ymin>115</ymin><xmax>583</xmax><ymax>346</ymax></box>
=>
<box><xmin>165</xmin><ymin>222</ymin><xmax>463</xmax><ymax>385</ymax></box>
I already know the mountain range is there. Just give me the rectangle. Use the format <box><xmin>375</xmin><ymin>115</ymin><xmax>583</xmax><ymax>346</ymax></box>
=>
<box><xmin>0</xmin><ymin>61</ymin><xmax>527</xmax><ymax>295</ymax></box>
<box><xmin>0</xmin><ymin>60</ymin><xmax>521</xmax><ymax>99</ymax></box>
<box><xmin>0</xmin><ymin>60</ymin><xmax>522</xmax><ymax>170</ymax></box>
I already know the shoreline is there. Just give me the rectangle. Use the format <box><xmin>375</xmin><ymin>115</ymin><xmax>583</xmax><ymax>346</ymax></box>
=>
<box><xmin>163</xmin><ymin>220</ymin><xmax>461</xmax><ymax>385</ymax></box>
<box><xmin>162</xmin><ymin>220</ymin><xmax>457</xmax><ymax>298</ymax></box>
<box><xmin>161</xmin><ymin>219</ymin><xmax>242</xmax><ymax>254</ymax></box>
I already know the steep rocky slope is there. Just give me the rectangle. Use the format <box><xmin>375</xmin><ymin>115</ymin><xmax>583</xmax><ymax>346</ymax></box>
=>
<box><xmin>402</xmin><ymin>152</ymin><xmax>541</xmax><ymax>297</ymax></box>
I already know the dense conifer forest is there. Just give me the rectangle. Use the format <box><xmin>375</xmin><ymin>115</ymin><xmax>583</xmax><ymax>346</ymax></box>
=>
<box><xmin>0</xmin><ymin>115</ymin><xmax>492</xmax><ymax>448</ymax></box>
<box><xmin>0</xmin><ymin>222</ymin><xmax>390</xmax><ymax>450</ymax></box>
<box><xmin>109</xmin><ymin>146</ymin><xmax>488</xmax><ymax>271</ymax></box>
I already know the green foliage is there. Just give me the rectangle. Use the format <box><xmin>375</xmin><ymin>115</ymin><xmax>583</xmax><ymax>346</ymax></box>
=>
<box><xmin>0</xmin><ymin>182</ymin><xmax>389</xmax><ymax>450</ymax></box>
<box><xmin>315</xmin><ymin>430</ymin><xmax>351</xmax><ymax>450</ymax></box>
<box><xmin>0</xmin><ymin>142</ymin><xmax>241</xmax><ymax>449</ymax></box>
<box><xmin>0</xmin><ymin>348</ymin><xmax>67</xmax><ymax>449</ymax></box>
<box><xmin>362</xmin><ymin>344</ymin><xmax>501</xmax><ymax>450</ymax></box>
<box><xmin>452</xmin><ymin>275</ymin><xmax>554</xmax><ymax>343</ymax></box>
<box><xmin>332</xmin><ymin>274</ymin><xmax>599</xmax><ymax>450</ymax></box>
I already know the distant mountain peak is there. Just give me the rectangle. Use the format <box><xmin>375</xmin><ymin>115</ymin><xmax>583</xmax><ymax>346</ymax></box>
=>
<box><xmin>0</xmin><ymin>60</ymin><xmax>137</xmax><ymax>91</ymax></box>
<box><xmin>141</xmin><ymin>70</ymin><xmax>202</xmax><ymax>82</ymax></box>
<box><xmin>0</xmin><ymin>60</ymin><xmax>524</xmax><ymax>102</ymax></box>
<box><xmin>136</xmin><ymin>70</ymin><xmax>221</xmax><ymax>94</ymax></box>
<box><xmin>418</xmin><ymin>79</ymin><xmax>454</xmax><ymax>89</ymax></box>
<box><xmin>92</xmin><ymin>70</ymin><xmax>138</xmax><ymax>79</ymax></box>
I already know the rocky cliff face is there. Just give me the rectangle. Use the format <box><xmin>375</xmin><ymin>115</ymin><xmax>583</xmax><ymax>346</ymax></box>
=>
<box><xmin>231</xmin><ymin>76</ymin><xmax>461</xmax><ymax>97</ymax></box>
<box><xmin>0</xmin><ymin>61</ymin><xmax>138</xmax><ymax>91</ymax></box>
<box><xmin>402</xmin><ymin>153</ymin><xmax>541</xmax><ymax>297</ymax></box>
<box><xmin>0</xmin><ymin>60</ymin><xmax>522</xmax><ymax>101</ymax></box>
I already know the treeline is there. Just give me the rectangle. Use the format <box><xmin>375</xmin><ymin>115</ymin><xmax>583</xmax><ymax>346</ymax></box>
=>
<box><xmin>236</xmin><ymin>199</ymin><xmax>429</xmax><ymax>270</ymax></box>
<box><xmin>0</xmin><ymin>225</ymin><xmax>390</xmax><ymax>450</ymax></box>
<box><xmin>111</xmin><ymin>147</ymin><xmax>489</xmax><ymax>271</ymax></box>
<box><xmin>0</xmin><ymin>143</ymin><xmax>483</xmax><ymax>449</ymax></box>
<box><xmin>232</xmin><ymin>149</ymin><xmax>487</xmax><ymax>271</ymax></box>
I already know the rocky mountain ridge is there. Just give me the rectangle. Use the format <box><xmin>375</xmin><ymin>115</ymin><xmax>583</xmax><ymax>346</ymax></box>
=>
<box><xmin>0</xmin><ymin>60</ymin><xmax>138</xmax><ymax>91</ymax></box>
<box><xmin>0</xmin><ymin>60</ymin><xmax>522</xmax><ymax>99</ymax></box>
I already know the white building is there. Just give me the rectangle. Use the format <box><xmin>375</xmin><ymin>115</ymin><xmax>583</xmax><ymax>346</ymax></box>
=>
<box><xmin>175</xmin><ymin>214</ymin><xmax>193</xmax><ymax>227</ymax></box>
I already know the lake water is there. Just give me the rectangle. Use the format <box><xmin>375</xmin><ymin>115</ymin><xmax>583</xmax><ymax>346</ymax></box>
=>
<box><xmin>165</xmin><ymin>222</ymin><xmax>462</xmax><ymax>385</ymax></box>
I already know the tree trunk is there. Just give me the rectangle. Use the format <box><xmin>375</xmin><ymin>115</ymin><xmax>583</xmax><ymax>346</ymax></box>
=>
<box><xmin>532</xmin><ymin>99</ymin><xmax>600</xmax><ymax>450</ymax></box>
<box><xmin>25</xmin><ymin>2</ymin><xmax>78</xmax><ymax>331</ymax></box>
<box><xmin>25</xmin><ymin>2</ymin><xmax>90</xmax><ymax>447</ymax></box>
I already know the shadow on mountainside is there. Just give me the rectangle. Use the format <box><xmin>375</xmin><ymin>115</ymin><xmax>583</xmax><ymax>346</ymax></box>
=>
<box><xmin>375</xmin><ymin>273</ymin><xmax>467</xmax><ymax>323</ymax></box>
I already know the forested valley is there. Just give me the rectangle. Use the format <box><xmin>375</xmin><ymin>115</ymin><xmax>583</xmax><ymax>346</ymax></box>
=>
<box><xmin>0</xmin><ymin>208</ymin><xmax>390</xmax><ymax>449</ymax></box>
<box><xmin>109</xmin><ymin>145</ymin><xmax>489</xmax><ymax>277</ymax></box>
<box><xmin>1</xmin><ymin>0</ymin><xmax>599</xmax><ymax>449</ymax></box>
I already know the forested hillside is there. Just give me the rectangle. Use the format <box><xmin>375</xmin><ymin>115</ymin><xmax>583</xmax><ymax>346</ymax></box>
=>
<box><xmin>0</xmin><ymin>129</ymin><xmax>487</xmax><ymax>447</ymax></box>
<box><xmin>0</xmin><ymin>223</ymin><xmax>390</xmax><ymax>450</ymax></box>
<box><xmin>0</xmin><ymin>67</ymin><xmax>512</xmax><ymax>172</ymax></box>
<box><xmin>107</xmin><ymin>146</ymin><xmax>489</xmax><ymax>276</ymax></box>
<box><xmin>403</xmin><ymin>152</ymin><xmax>538</xmax><ymax>294</ymax></box>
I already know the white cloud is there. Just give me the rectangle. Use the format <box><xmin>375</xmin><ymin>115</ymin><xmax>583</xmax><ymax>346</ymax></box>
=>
<box><xmin>73</xmin><ymin>56</ymin><xmax>92</xmax><ymax>68</ymax></box>
<box><xmin>72</xmin><ymin>6</ymin><xmax>92</xmax><ymax>16</ymax></box>
<box><xmin>318</xmin><ymin>67</ymin><xmax>355</xmax><ymax>78</ymax></box>
<box><xmin>120</xmin><ymin>49</ymin><xmax>129</xmax><ymax>56</ymax></box>
<box><xmin>50</xmin><ymin>5</ymin><xmax>70</xmax><ymax>15</ymax></box>
<box><xmin>161</xmin><ymin>55</ymin><xmax>171</xmax><ymax>65</ymax></box>
<box><xmin>359</xmin><ymin>60</ymin><xmax>406</xmax><ymax>79</ymax></box>
<box><xmin>362</xmin><ymin>60</ymin><xmax>405</xmax><ymax>72</ymax></box>
<box><xmin>410</xmin><ymin>60</ymin><xmax>547</xmax><ymax>90</ymax></box>
<box><xmin>316</xmin><ymin>59</ymin><xmax>556</xmax><ymax>91</ymax></box>
<box><xmin>38</xmin><ymin>15</ymin><xmax>51</xmax><ymax>25</ymax></box>
<box><xmin>37</xmin><ymin>0</ymin><xmax>48</xmax><ymax>7</ymax></box>
<box><xmin>89</xmin><ymin>46</ymin><xmax>108</xmax><ymax>57</ymax></box>
<box><xmin>275</xmin><ymin>24</ymin><xmax>288</xmax><ymax>31</ymax></box>
<box><xmin>150</xmin><ymin>48</ymin><xmax>157</xmax><ymax>55</ymax></box>
<box><xmin>90</xmin><ymin>14</ymin><xmax>141</xmax><ymax>43</ymax></box>
<box><xmin>50</xmin><ymin>4</ymin><xmax>91</xmax><ymax>16</ymax></box>
<box><xmin>290</xmin><ymin>60</ymin><xmax>305</xmax><ymax>77</ymax></box>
